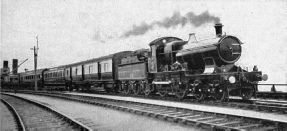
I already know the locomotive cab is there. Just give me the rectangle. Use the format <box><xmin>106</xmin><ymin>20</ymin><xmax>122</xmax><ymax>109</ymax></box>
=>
<box><xmin>148</xmin><ymin>37</ymin><xmax>183</xmax><ymax>73</ymax></box>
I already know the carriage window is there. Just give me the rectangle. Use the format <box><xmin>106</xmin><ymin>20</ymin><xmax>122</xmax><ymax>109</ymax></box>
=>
<box><xmin>78</xmin><ymin>66</ymin><xmax>82</xmax><ymax>75</ymax></box>
<box><xmin>89</xmin><ymin>66</ymin><xmax>93</xmax><ymax>74</ymax></box>
<box><xmin>104</xmin><ymin>63</ymin><xmax>108</xmax><ymax>72</ymax></box>
<box><xmin>94</xmin><ymin>64</ymin><xmax>98</xmax><ymax>73</ymax></box>
<box><xmin>60</xmin><ymin>71</ymin><xmax>62</xmax><ymax>77</ymax></box>
<box><xmin>75</xmin><ymin>68</ymin><xmax>78</xmax><ymax>75</ymax></box>
<box><xmin>151</xmin><ymin>45</ymin><xmax>156</xmax><ymax>57</ymax></box>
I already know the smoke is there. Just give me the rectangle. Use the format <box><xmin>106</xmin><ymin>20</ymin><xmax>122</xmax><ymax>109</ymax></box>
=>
<box><xmin>93</xmin><ymin>30</ymin><xmax>113</xmax><ymax>43</ymax></box>
<box><xmin>122</xmin><ymin>11</ymin><xmax>220</xmax><ymax>38</ymax></box>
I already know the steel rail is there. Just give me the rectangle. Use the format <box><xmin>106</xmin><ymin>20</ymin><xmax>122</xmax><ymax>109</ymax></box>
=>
<box><xmin>1</xmin><ymin>99</ymin><xmax>26</xmax><ymax>131</ymax></box>
<box><xmin>1</xmin><ymin>93</ymin><xmax>93</xmax><ymax>131</ymax></box>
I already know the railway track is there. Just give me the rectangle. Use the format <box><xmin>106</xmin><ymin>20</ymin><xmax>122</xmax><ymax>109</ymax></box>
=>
<box><xmin>1</xmin><ymin>93</ymin><xmax>92</xmax><ymax>131</ymax></box>
<box><xmin>109</xmin><ymin>91</ymin><xmax>287</xmax><ymax>115</ymax></box>
<box><xmin>5</xmin><ymin>91</ymin><xmax>287</xmax><ymax>130</ymax></box>
<box><xmin>3</xmin><ymin>89</ymin><xmax>287</xmax><ymax>114</ymax></box>
<box><xmin>256</xmin><ymin>84</ymin><xmax>287</xmax><ymax>100</ymax></box>
<box><xmin>1</xmin><ymin>100</ymin><xmax>24</xmax><ymax>130</ymax></box>
<box><xmin>252</xmin><ymin>99</ymin><xmax>287</xmax><ymax>114</ymax></box>
<box><xmin>77</xmin><ymin>89</ymin><xmax>287</xmax><ymax>114</ymax></box>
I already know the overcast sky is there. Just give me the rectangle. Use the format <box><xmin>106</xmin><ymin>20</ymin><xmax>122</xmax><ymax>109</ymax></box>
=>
<box><xmin>1</xmin><ymin>0</ymin><xmax>287</xmax><ymax>89</ymax></box>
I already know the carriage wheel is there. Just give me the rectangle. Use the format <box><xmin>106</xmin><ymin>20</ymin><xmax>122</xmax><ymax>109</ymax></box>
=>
<box><xmin>158</xmin><ymin>85</ymin><xmax>169</xmax><ymax>97</ymax></box>
<box><xmin>194</xmin><ymin>86</ymin><xmax>205</xmax><ymax>101</ymax></box>
<box><xmin>133</xmin><ymin>84</ymin><xmax>141</xmax><ymax>95</ymax></box>
<box><xmin>122</xmin><ymin>84</ymin><xmax>132</xmax><ymax>94</ymax></box>
<box><xmin>213</xmin><ymin>86</ymin><xmax>226</xmax><ymax>102</ymax></box>
<box><xmin>241</xmin><ymin>88</ymin><xmax>254</xmax><ymax>100</ymax></box>
<box><xmin>175</xmin><ymin>84</ymin><xmax>187</xmax><ymax>99</ymax></box>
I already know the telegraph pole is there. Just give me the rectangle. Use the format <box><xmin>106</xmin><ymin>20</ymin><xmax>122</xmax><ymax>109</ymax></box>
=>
<box><xmin>32</xmin><ymin>36</ymin><xmax>39</xmax><ymax>91</ymax></box>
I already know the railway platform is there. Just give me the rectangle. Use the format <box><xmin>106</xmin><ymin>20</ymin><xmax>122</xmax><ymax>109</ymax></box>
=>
<box><xmin>64</xmin><ymin>92</ymin><xmax>287</xmax><ymax>123</ymax></box>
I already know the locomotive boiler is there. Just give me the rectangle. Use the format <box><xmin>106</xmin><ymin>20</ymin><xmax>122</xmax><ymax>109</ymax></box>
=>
<box><xmin>161</xmin><ymin>23</ymin><xmax>241</xmax><ymax>74</ymax></box>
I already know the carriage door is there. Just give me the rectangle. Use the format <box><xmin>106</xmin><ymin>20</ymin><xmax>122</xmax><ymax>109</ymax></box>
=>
<box><xmin>98</xmin><ymin>62</ymin><xmax>101</xmax><ymax>80</ymax></box>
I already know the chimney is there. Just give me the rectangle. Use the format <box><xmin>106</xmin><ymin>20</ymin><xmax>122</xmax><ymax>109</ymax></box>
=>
<box><xmin>3</xmin><ymin>61</ymin><xmax>8</xmax><ymax>68</ymax></box>
<box><xmin>214</xmin><ymin>23</ymin><xmax>223</xmax><ymax>37</ymax></box>
<box><xmin>12</xmin><ymin>59</ymin><xmax>18</xmax><ymax>74</ymax></box>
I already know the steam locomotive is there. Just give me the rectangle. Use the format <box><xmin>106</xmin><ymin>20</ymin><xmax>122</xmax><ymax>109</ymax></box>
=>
<box><xmin>2</xmin><ymin>23</ymin><xmax>268</xmax><ymax>102</ymax></box>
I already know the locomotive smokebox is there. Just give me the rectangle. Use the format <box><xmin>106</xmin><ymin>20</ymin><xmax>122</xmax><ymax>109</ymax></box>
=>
<box><xmin>214</xmin><ymin>23</ymin><xmax>223</xmax><ymax>37</ymax></box>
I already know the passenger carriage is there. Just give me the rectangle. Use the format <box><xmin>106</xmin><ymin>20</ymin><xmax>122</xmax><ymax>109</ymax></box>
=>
<box><xmin>65</xmin><ymin>51</ymin><xmax>132</xmax><ymax>92</ymax></box>
<box><xmin>19</xmin><ymin>69</ymin><xmax>45</xmax><ymax>90</ymax></box>
<box><xmin>42</xmin><ymin>67</ymin><xmax>66</xmax><ymax>90</ymax></box>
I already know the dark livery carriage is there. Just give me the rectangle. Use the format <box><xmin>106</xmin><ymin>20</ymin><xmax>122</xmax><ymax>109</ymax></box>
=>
<box><xmin>2</xmin><ymin>23</ymin><xmax>267</xmax><ymax>102</ymax></box>
<box><xmin>47</xmin><ymin>51</ymin><xmax>132</xmax><ymax>92</ymax></box>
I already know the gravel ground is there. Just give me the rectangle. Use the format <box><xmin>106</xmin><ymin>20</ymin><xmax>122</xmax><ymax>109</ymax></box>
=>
<box><xmin>6</xmin><ymin>93</ymin><xmax>201</xmax><ymax>131</ymax></box>
<box><xmin>0</xmin><ymin>101</ymin><xmax>18</xmax><ymax>131</ymax></box>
